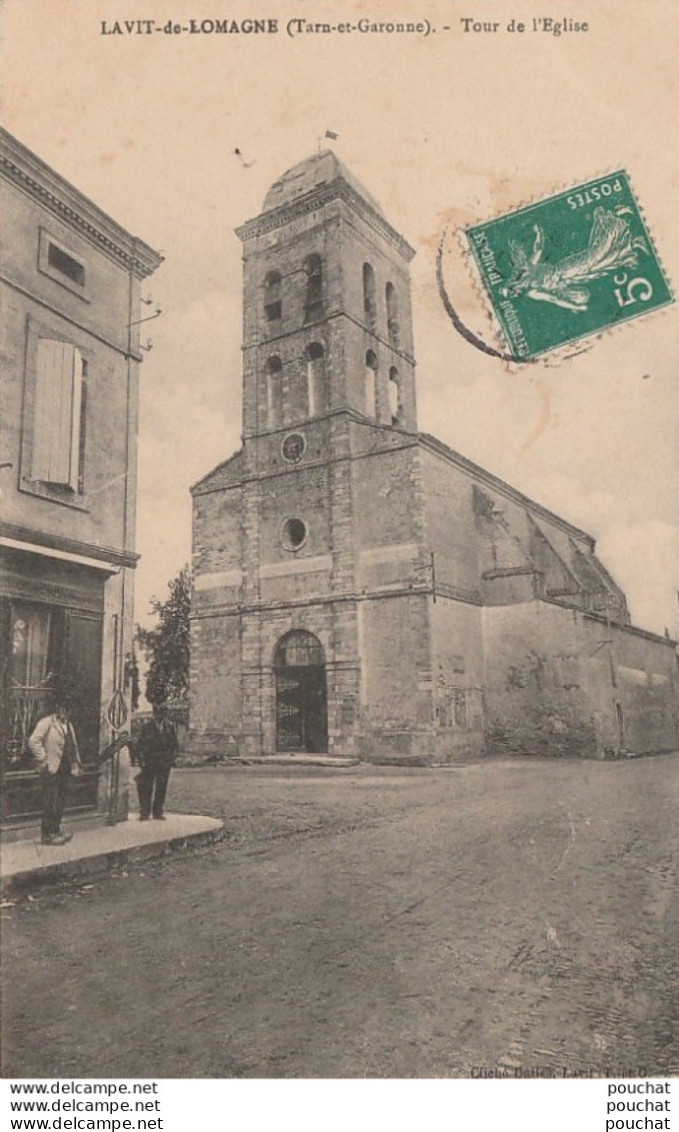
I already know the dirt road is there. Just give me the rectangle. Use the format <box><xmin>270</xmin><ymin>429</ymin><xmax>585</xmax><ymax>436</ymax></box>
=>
<box><xmin>2</xmin><ymin>756</ymin><xmax>678</xmax><ymax>1078</ymax></box>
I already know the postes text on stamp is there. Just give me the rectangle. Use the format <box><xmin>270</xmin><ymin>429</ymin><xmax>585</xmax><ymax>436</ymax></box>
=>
<box><xmin>466</xmin><ymin>172</ymin><xmax>674</xmax><ymax>359</ymax></box>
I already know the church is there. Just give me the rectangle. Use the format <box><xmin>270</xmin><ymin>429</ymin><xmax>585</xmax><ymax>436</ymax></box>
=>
<box><xmin>188</xmin><ymin>152</ymin><xmax>678</xmax><ymax>763</ymax></box>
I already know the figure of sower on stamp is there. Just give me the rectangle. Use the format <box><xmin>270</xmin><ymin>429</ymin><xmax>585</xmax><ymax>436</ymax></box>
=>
<box><xmin>133</xmin><ymin>702</ymin><xmax>178</xmax><ymax>821</ymax></box>
<box><xmin>459</xmin><ymin>172</ymin><xmax>674</xmax><ymax>359</ymax></box>
<box><xmin>28</xmin><ymin>678</ymin><xmax>83</xmax><ymax>846</ymax></box>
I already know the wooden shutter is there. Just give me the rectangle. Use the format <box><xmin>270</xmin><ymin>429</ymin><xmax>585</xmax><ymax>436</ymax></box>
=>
<box><xmin>32</xmin><ymin>340</ymin><xmax>82</xmax><ymax>489</ymax></box>
<box><xmin>65</xmin><ymin>611</ymin><xmax>103</xmax><ymax>761</ymax></box>
<box><xmin>68</xmin><ymin>354</ymin><xmax>83</xmax><ymax>490</ymax></box>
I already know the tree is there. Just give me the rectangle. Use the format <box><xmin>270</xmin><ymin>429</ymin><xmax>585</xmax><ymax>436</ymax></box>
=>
<box><xmin>135</xmin><ymin>566</ymin><xmax>191</xmax><ymax>706</ymax></box>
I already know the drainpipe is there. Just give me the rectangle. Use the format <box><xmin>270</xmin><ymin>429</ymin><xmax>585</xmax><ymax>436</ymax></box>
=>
<box><xmin>106</xmin><ymin>267</ymin><xmax>135</xmax><ymax>822</ymax></box>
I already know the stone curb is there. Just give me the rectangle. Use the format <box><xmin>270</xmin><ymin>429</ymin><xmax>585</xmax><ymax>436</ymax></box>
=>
<box><xmin>233</xmin><ymin>756</ymin><xmax>360</xmax><ymax>768</ymax></box>
<box><xmin>1</xmin><ymin>821</ymin><xmax>224</xmax><ymax>898</ymax></box>
<box><xmin>177</xmin><ymin>756</ymin><xmax>361</xmax><ymax>769</ymax></box>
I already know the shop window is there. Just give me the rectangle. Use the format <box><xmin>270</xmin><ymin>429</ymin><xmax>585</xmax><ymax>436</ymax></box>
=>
<box><xmin>32</xmin><ymin>339</ymin><xmax>85</xmax><ymax>492</ymax></box>
<box><xmin>364</xmin><ymin>349</ymin><xmax>378</xmax><ymax>417</ymax></box>
<box><xmin>264</xmin><ymin>271</ymin><xmax>282</xmax><ymax>322</ymax></box>
<box><xmin>386</xmin><ymin>282</ymin><xmax>400</xmax><ymax>348</ymax></box>
<box><xmin>4</xmin><ymin>602</ymin><xmax>63</xmax><ymax>768</ymax></box>
<box><xmin>305</xmin><ymin>342</ymin><xmax>326</xmax><ymax>416</ymax></box>
<box><xmin>304</xmin><ymin>255</ymin><xmax>323</xmax><ymax>322</ymax></box>
<box><xmin>2</xmin><ymin>596</ymin><xmax>104</xmax><ymax>828</ymax></box>
<box><xmin>363</xmin><ymin>263</ymin><xmax>377</xmax><ymax>329</ymax></box>
<box><xmin>11</xmin><ymin>603</ymin><xmax>53</xmax><ymax>689</ymax></box>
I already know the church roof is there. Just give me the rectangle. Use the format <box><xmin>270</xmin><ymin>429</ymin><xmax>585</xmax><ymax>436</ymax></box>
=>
<box><xmin>261</xmin><ymin>150</ymin><xmax>385</xmax><ymax>217</ymax></box>
<box><xmin>419</xmin><ymin>432</ymin><xmax>596</xmax><ymax>547</ymax></box>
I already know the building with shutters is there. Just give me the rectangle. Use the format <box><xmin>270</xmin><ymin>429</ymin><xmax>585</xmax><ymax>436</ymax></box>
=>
<box><xmin>0</xmin><ymin>128</ymin><xmax>162</xmax><ymax>835</ymax></box>
<box><xmin>189</xmin><ymin>150</ymin><xmax>679</xmax><ymax>763</ymax></box>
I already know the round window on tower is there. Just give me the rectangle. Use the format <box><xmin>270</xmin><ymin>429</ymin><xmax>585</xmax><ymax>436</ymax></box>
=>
<box><xmin>281</xmin><ymin>518</ymin><xmax>308</xmax><ymax>552</ymax></box>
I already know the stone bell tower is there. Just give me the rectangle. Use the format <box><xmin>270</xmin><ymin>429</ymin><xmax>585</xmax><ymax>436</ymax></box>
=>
<box><xmin>236</xmin><ymin>149</ymin><xmax>417</xmax><ymax>448</ymax></box>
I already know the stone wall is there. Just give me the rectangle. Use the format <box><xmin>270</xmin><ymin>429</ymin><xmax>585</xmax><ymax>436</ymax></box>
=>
<box><xmin>430</xmin><ymin>597</ymin><xmax>485</xmax><ymax>762</ymax></box>
<box><xmin>357</xmin><ymin>592</ymin><xmax>434</xmax><ymax>762</ymax></box>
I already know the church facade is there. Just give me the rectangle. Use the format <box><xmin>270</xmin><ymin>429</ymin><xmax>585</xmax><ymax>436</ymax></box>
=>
<box><xmin>189</xmin><ymin>152</ymin><xmax>678</xmax><ymax>762</ymax></box>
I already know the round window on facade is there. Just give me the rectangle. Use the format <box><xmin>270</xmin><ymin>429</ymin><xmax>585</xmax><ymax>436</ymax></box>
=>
<box><xmin>281</xmin><ymin>518</ymin><xmax>308</xmax><ymax>551</ymax></box>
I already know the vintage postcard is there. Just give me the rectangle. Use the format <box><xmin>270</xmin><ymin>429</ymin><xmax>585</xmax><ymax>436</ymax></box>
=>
<box><xmin>1</xmin><ymin>0</ymin><xmax>677</xmax><ymax>1120</ymax></box>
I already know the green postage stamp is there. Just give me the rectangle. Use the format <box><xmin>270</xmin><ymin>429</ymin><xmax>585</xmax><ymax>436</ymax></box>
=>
<box><xmin>466</xmin><ymin>172</ymin><xmax>674</xmax><ymax>359</ymax></box>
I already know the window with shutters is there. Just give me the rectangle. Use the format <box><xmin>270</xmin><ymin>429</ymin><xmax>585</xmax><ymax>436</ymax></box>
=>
<box><xmin>31</xmin><ymin>339</ymin><xmax>86</xmax><ymax>492</ymax></box>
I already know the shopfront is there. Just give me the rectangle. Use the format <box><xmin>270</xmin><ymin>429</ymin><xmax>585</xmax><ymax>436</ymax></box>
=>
<box><xmin>1</xmin><ymin>547</ymin><xmax>107</xmax><ymax>830</ymax></box>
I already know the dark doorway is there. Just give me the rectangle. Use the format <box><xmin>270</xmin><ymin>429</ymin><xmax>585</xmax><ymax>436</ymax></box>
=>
<box><xmin>615</xmin><ymin>701</ymin><xmax>625</xmax><ymax>750</ymax></box>
<box><xmin>274</xmin><ymin>631</ymin><xmax>328</xmax><ymax>753</ymax></box>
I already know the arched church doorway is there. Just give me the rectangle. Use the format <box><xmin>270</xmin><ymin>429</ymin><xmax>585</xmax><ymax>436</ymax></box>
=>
<box><xmin>274</xmin><ymin>630</ymin><xmax>328</xmax><ymax>753</ymax></box>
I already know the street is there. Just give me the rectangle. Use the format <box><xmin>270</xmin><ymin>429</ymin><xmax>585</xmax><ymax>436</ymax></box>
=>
<box><xmin>2</xmin><ymin>755</ymin><xmax>678</xmax><ymax>1078</ymax></box>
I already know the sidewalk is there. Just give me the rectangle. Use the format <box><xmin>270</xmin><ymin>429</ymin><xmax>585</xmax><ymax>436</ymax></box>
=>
<box><xmin>1</xmin><ymin>812</ymin><xmax>224</xmax><ymax>896</ymax></box>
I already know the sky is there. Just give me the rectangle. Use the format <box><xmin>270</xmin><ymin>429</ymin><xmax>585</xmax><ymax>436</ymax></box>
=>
<box><xmin>2</xmin><ymin>0</ymin><xmax>678</xmax><ymax>636</ymax></box>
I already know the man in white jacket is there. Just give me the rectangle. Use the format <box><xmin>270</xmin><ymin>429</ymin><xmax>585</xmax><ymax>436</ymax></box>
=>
<box><xmin>28</xmin><ymin>695</ymin><xmax>83</xmax><ymax>845</ymax></box>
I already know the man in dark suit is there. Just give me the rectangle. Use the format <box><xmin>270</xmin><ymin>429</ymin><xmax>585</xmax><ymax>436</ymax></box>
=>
<box><xmin>134</xmin><ymin>702</ymin><xmax>178</xmax><ymax>821</ymax></box>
